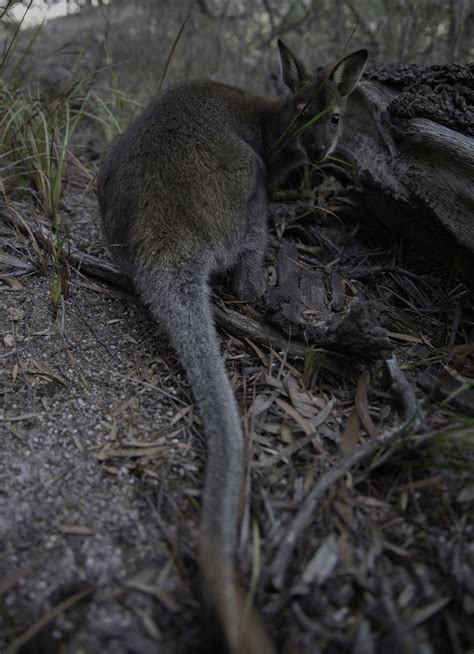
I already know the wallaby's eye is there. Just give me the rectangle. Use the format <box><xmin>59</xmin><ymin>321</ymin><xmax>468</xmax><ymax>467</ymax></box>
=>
<box><xmin>331</xmin><ymin>113</ymin><xmax>340</xmax><ymax>125</ymax></box>
<box><xmin>299</xmin><ymin>110</ymin><xmax>310</xmax><ymax>122</ymax></box>
<box><xmin>296</xmin><ymin>103</ymin><xmax>311</xmax><ymax>122</ymax></box>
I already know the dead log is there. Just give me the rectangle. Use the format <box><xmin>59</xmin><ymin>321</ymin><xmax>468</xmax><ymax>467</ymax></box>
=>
<box><xmin>338</xmin><ymin>62</ymin><xmax>474</xmax><ymax>285</ymax></box>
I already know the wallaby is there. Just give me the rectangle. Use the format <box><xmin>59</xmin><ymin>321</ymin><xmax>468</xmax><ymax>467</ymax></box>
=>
<box><xmin>98</xmin><ymin>40</ymin><xmax>367</xmax><ymax>654</ymax></box>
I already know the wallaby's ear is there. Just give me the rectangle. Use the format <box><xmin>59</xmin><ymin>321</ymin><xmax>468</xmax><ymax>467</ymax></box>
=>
<box><xmin>329</xmin><ymin>49</ymin><xmax>368</xmax><ymax>97</ymax></box>
<box><xmin>278</xmin><ymin>39</ymin><xmax>307</xmax><ymax>92</ymax></box>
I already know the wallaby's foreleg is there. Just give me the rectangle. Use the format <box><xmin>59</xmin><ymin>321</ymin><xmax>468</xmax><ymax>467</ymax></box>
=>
<box><xmin>233</xmin><ymin>245</ymin><xmax>267</xmax><ymax>302</ymax></box>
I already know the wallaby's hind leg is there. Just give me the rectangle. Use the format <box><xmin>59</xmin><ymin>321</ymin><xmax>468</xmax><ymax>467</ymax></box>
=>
<box><xmin>233</xmin><ymin>247</ymin><xmax>267</xmax><ymax>302</ymax></box>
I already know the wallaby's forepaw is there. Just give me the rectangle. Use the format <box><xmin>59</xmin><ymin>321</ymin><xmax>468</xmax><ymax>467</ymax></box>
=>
<box><xmin>234</xmin><ymin>269</ymin><xmax>266</xmax><ymax>303</ymax></box>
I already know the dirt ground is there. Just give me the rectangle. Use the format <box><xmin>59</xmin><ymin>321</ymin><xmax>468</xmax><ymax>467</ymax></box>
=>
<box><xmin>1</xmin><ymin>176</ymin><xmax>473</xmax><ymax>653</ymax></box>
<box><xmin>1</xmin><ymin>194</ymin><xmax>200</xmax><ymax>653</ymax></box>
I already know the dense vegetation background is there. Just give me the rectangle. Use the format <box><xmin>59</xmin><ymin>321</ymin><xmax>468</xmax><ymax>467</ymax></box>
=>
<box><xmin>2</xmin><ymin>0</ymin><xmax>473</xmax><ymax>98</ymax></box>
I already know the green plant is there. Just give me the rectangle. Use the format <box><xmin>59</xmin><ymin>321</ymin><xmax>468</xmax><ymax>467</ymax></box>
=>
<box><xmin>427</xmin><ymin>417</ymin><xmax>474</xmax><ymax>471</ymax></box>
<box><xmin>86</xmin><ymin>41</ymin><xmax>142</xmax><ymax>146</ymax></box>
<box><xmin>0</xmin><ymin>9</ymin><xmax>91</xmax><ymax>316</ymax></box>
<box><xmin>303</xmin><ymin>346</ymin><xmax>329</xmax><ymax>389</ymax></box>
<box><xmin>88</xmin><ymin>85</ymin><xmax>141</xmax><ymax>146</ymax></box>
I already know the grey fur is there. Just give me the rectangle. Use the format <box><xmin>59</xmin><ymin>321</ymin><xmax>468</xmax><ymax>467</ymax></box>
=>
<box><xmin>98</xmin><ymin>41</ymin><xmax>367</xmax><ymax>653</ymax></box>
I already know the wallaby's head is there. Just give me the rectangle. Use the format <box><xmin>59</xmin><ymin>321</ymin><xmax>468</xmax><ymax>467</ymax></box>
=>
<box><xmin>276</xmin><ymin>40</ymin><xmax>368</xmax><ymax>165</ymax></box>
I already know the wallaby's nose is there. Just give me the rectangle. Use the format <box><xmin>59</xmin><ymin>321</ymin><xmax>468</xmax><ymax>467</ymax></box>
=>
<box><xmin>309</xmin><ymin>144</ymin><xmax>327</xmax><ymax>163</ymax></box>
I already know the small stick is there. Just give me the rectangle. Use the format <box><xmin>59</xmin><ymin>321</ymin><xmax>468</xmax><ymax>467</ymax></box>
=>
<box><xmin>384</xmin><ymin>355</ymin><xmax>421</xmax><ymax>423</ymax></box>
<box><xmin>4</xmin><ymin>585</ymin><xmax>94</xmax><ymax>654</ymax></box>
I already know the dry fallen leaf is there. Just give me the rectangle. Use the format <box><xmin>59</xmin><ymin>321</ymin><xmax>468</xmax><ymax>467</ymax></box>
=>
<box><xmin>340</xmin><ymin>405</ymin><xmax>360</xmax><ymax>455</ymax></box>
<box><xmin>283</xmin><ymin>373</ymin><xmax>325</xmax><ymax>416</ymax></box>
<box><xmin>355</xmin><ymin>370</ymin><xmax>377</xmax><ymax>437</ymax></box>
<box><xmin>409</xmin><ymin>596</ymin><xmax>451</xmax><ymax>627</ymax></box>
<box><xmin>248</xmin><ymin>393</ymin><xmax>274</xmax><ymax>418</ymax></box>
<box><xmin>457</xmin><ymin>482</ymin><xmax>474</xmax><ymax>503</ymax></box>
<box><xmin>125</xmin><ymin>579</ymin><xmax>179</xmax><ymax>613</ymax></box>
<box><xmin>310</xmin><ymin>397</ymin><xmax>335</xmax><ymax>430</ymax></box>
<box><xmin>337</xmin><ymin>528</ymin><xmax>354</xmax><ymax>569</ymax></box>
<box><xmin>275</xmin><ymin>397</ymin><xmax>313</xmax><ymax>436</ymax></box>
<box><xmin>15</xmin><ymin>359</ymin><xmax>67</xmax><ymax>388</ymax></box>
<box><xmin>3</xmin><ymin>276</ymin><xmax>24</xmax><ymax>290</ymax></box>
<box><xmin>97</xmin><ymin>445</ymin><xmax>164</xmax><ymax>461</ymax></box>
<box><xmin>0</xmin><ymin>252</ymin><xmax>33</xmax><ymax>271</ymax></box>
<box><xmin>280</xmin><ymin>423</ymin><xmax>293</xmax><ymax>444</ymax></box>
<box><xmin>302</xmin><ymin>533</ymin><xmax>339</xmax><ymax>585</ymax></box>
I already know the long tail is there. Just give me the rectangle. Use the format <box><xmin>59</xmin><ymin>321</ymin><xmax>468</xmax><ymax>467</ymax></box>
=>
<box><xmin>136</xmin><ymin>268</ymin><xmax>274</xmax><ymax>654</ymax></box>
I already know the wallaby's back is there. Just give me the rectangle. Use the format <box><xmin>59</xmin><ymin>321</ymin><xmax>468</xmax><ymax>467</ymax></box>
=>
<box><xmin>99</xmin><ymin>81</ymin><xmax>269</xmax><ymax>277</ymax></box>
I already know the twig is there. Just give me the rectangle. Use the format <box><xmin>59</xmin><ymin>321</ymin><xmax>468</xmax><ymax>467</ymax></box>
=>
<box><xmin>384</xmin><ymin>355</ymin><xmax>421</xmax><ymax>423</ymax></box>
<box><xmin>4</xmin><ymin>585</ymin><xmax>94</xmax><ymax>654</ymax></box>
<box><xmin>158</xmin><ymin>2</ymin><xmax>193</xmax><ymax>92</ymax></box>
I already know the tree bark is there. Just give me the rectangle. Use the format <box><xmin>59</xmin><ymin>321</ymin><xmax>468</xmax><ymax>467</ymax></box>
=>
<box><xmin>338</xmin><ymin>62</ymin><xmax>474</xmax><ymax>285</ymax></box>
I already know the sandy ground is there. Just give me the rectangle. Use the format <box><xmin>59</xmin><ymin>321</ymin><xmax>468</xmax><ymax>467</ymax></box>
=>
<box><xmin>1</xmin><ymin>195</ymin><xmax>206</xmax><ymax>653</ymax></box>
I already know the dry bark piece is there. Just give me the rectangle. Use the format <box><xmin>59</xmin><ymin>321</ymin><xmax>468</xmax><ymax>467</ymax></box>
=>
<box><xmin>265</xmin><ymin>240</ymin><xmax>392</xmax><ymax>360</ymax></box>
<box><xmin>368</xmin><ymin>62</ymin><xmax>474</xmax><ymax>136</ymax></box>
<box><xmin>312</xmin><ymin>300</ymin><xmax>391</xmax><ymax>359</ymax></box>
<box><xmin>339</xmin><ymin>61</ymin><xmax>474</xmax><ymax>284</ymax></box>
<box><xmin>340</xmin><ymin>406</ymin><xmax>360</xmax><ymax>456</ymax></box>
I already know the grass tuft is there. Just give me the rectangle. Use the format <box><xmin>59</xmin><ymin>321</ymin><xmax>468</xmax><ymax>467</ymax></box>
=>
<box><xmin>0</xmin><ymin>11</ymin><xmax>136</xmax><ymax>316</ymax></box>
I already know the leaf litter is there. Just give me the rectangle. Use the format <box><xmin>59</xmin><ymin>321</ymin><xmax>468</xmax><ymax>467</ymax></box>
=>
<box><xmin>0</xmin><ymin>173</ymin><xmax>473</xmax><ymax>653</ymax></box>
